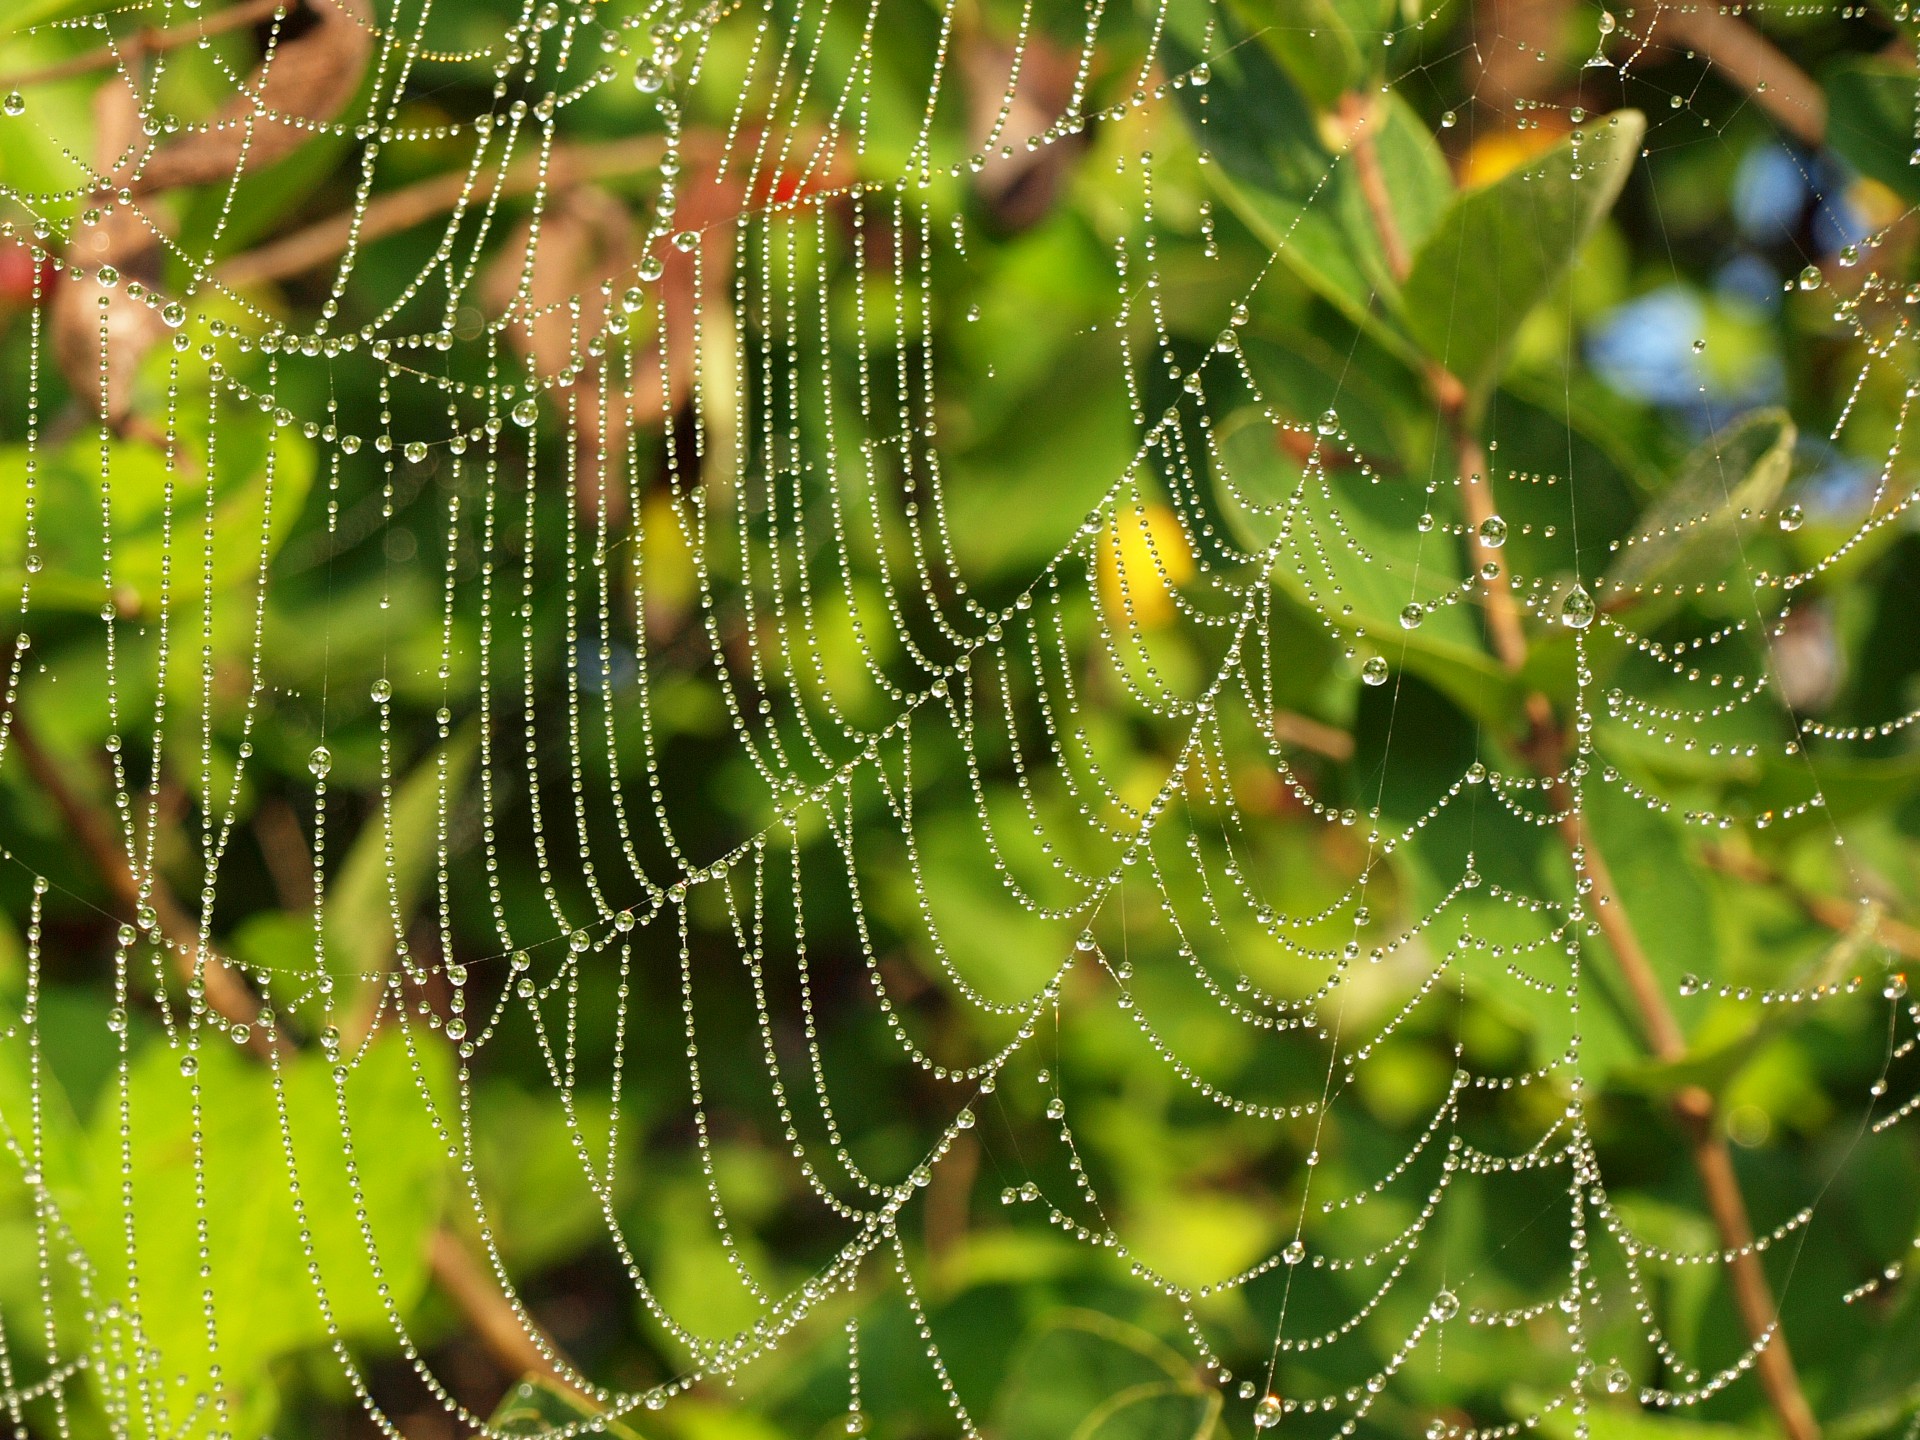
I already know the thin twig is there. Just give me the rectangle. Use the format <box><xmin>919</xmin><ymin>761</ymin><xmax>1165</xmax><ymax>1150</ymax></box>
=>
<box><xmin>1627</xmin><ymin>6</ymin><xmax>1826</xmax><ymax>147</ymax></box>
<box><xmin>0</xmin><ymin>0</ymin><xmax>282</xmax><ymax>90</ymax></box>
<box><xmin>1346</xmin><ymin>113</ymin><xmax>1824</xmax><ymax>1440</ymax></box>
<box><xmin>1702</xmin><ymin>844</ymin><xmax>1920</xmax><ymax>962</ymax></box>
<box><xmin>217</xmin><ymin>136</ymin><xmax>670</xmax><ymax>287</ymax></box>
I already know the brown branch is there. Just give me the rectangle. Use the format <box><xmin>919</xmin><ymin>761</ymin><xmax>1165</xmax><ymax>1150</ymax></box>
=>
<box><xmin>2</xmin><ymin>700</ymin><xmax>586</xmax><ymax>1403</ymax></box>
<box><xmin>1348</xmin><ymin>107</ymin><xmax>1823</xmax><ymax>1440</ymax></box>
<box><xmin>1273</xmin><ymin>709</ymin><xmax>1357</xmax><ymax>764</ymax></box>
<box><xmin>216</xmin><ymin>137</ymin><xmax>670</xmax><ymax>288</ymax></box>
<box><xmin>1629</xmin><ymin>7</ymin><xmax>1826</xmax><ymax>147</ymax></box>
<box><xmin>427</xmin><ymin>1230</ymin><xmax>587</xmax><ymax>1402</ymax></box>
<box><xmin>1702</xmin><ymin>845</ymin><xmax>1920</xmax><ymax>963</ymax></box>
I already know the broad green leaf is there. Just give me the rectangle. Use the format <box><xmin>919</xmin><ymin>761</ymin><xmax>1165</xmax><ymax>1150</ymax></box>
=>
<box><xmin>1070</xmin><ymin>1380</ymin><xmax>1220</xmax><ymax>1440</ymax></box>
<box><xmin>1211</xmin><ymin>408</ymin><xmax>1518</xmax><ymax>726</ymax></box>
<box><xmin>1583</xmin><ymin>771</ymin><xmax>1720</xmax><ymax>1042</ymax></box>
<box><xmin>78</xmin><ymin>1035</ymin><xmax>451</xmax><ymax>1436</ymax></box>
<box><xmin>325</xmin><ymin>730</ymin><xmax>479</xmax><ymax>1005</ymax></box>
<box><xmin>1823</xmin><ymin>56</ymin><xmax>1920</xmax><ymax>205</ymax></box>
<box><xmin>992</xmin><ymin>1309</ymin><xmax>1203</xmax><ymax>1440</ymax></box>
<box><xmin>1600</xmin><ymin>409</ymin><xmax>1795</xmax><ymax>603</ymax></box>
<box><xmin>1237</xmin><ymin>0</ymin><xmax>1394</xmax><ymax>109</ymax></box>
<box><xmin>1168</xmin><ymin>13</ymin><xmax>1449</xmax><ymax>363</ymax></box>
<box><xmin>1402</xmin><ymin>112</ymin><xmax>1645</xmax><ymax>407</ymax></box>
<box><xmin>490</xmin><ymin>1375</ymin><xmax>647</xmax><ymax>1438</ymax></box>
<box><xmin>0</xmin><ymin>411</ymin><xmax>315</xmax><ymax>614</ymax></box>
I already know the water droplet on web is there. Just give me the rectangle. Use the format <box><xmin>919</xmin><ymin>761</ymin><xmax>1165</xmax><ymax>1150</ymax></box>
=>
<box><xmin>570</xmin><ymin>928</ymin><xmax>592</xmax><ymax>953</ymax></box>
<box><xmin>1678</xmin><ymin>973</ymin><xmax>1701</xmax><ymax>996</ymax></box>
<box><xmin>1440</xmin><ymin>110</ymin><xmax>1457</xmax><ymax>128</ymax></box>
<box><xmin>1839</xmin><ymin>244</ymin><xmax>1860</xmax><ymax>268</ymax></box>
<box><xmin>179</xmin><ymin>1053</ymin><xmax>199</xmax><ymax>1077</ymax></box>
<box><xmin>3</xmin><ymin>91</ymin><xmax>23</xmax><ymax>118</ymax></box>
<box><xmin>1798</xmin><ymin>264</ymin><xmax>1823</xmax><ymax>291</ymax></box>
<box><xmin>1605</xmin><ymin>1365</ymin><xmax>1631</xmax><ymax>1395</ymax></box>
<box><xmin>1560</xmin><ymin>584</ymin><xmax>1595</xmax><ymax>629</ymax></box>
<box><xmin>1778</xmin><ymin>503</ymin><xmax>1804</xmax><ymax>532</ymax></box>
<box><xmin>161</xmin><ymin>301</ymin><xmax>187</xmax><ymax>328</ymax></box>
<box><xmin>1316</xmin><ymin>407</ymin><xmax>1340</xmax><ymax>436</ymax></box>
<box><xmin>1597</xmin><ymin>9</ymin><xmax>1616</xmax><ymax>33</ymax></box>
<box><xmin>512</xmin><ymin>398</ymin><xmax>539</xmax><ymax>427</ymax></box>
<box><xmin>308</xmin><ymin>744</ymin><xmax>333</xmax><ymax>779</ymax></box>
<box><xmin>1253</xmin><ymin>1394</ymin><xmax>1283</xmax><ymax>1428</ymax></box>
<box><xmin>404</xmin><ymin>441</ymin><xmax>428</xmax><ymax>464</ymax></box>
<box><xmin>1477</xmin><ymin>514</ymin><xmax>1507</xmax><ymax>548</ymax></box>
<box><xmin>370</xmin><ymin>678</ymin><xmax>392</xmax><ymax>703</ymax></box>
<box><xmin>1400</xmin><ymin>603</ymin><xmax>1424</xmax><ymax>630</ymax></box>
<box><xmin>634</xmin><ymin>62</ymin><xmax>664</xmax><ymax>93</ymax></box>
<box><xmin>1887</xmin><ymin>973</ymin><xmax>1908</xmax><ymax>1000</ymax></box>
<box><xmin>1361</xmin><ymin>656</ymin><xmax>1390</xmax><ymax>686</ymax></box>
<box><xmin>1283</xmin><ymin>1238</ymin><xmax>1305</xmax><ymax>1264</ymax></box>
<box><xmin>1430</xmin><ymin>1288</ymin><xmax>1460</xmax><ymax>1321</ymax></box>
<box><xmin>639</xmin><ymin>254</ymin><xmax>665</xmax><ymax>282</ymax></box>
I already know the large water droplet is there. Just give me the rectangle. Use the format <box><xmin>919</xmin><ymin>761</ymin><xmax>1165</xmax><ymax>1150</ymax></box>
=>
<box><xmin>1798</xmin><ymin>264</ymin><xmax>1823</xmax><ymax>291</ymax></box>
<box><xmin>1361</xmin><ymin>656</ymin><xmax>1390</xmax><ymax>686</ymax></box>
<box><xmin>1560</xmin><ymin>584</ymin><xmax>1595</xmax><ymax>629</ymax></box>
<box><xmin>3</xmin><ymin>91</ymin><xmax>23</xmax><ymax>118</ymax></box>
<box><xmin>1477</xmin><ymin>514</ymin><xmax>1507</xmax><ymax>548</ymax></box>
<box><xmin>1431</xmin><ymin>1288</ymin><xmax>1460</xmax><ymax>1321</ymax></box>
<box><xmin>1400</xmin><ymin>603</ymin><xmax>1425</xmax><ymax>630</ymax></box>
<box><xmin>1316</xmin><ymin>408</ymin><xmax>1339</xmax><ymax>436</ymax></box>
<box><xmin>512</xmin><ymin>397</ymin><xmax>539</xmax><ymax>427</ymax></box>
<box><xmin>1778</xmin><ymin>503</ymin><xmax>1804</xmax><ymax>532</ymax></box>
<box><xmin>1253</xmin><ymin>1396</ymin><xmax>1283</xmax><ymax>1429</ymax></box>
<box><xmin>308</xmin><ymin>744</ymin><xmax>333</xmax><ymax>779</ymax></box>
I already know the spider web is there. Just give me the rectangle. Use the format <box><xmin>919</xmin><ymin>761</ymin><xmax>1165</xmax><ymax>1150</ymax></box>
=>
<box><xmin>0</xmin><ymin>0</ymin><xmax>1915</xmax><ymax>1436</ymax></box>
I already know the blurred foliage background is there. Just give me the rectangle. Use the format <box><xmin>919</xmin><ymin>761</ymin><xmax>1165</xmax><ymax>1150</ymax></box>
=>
<box><xmin>0</xmin><ymin>0</ymin><xmax>1919</xmax><ymax>1437</ymax></box>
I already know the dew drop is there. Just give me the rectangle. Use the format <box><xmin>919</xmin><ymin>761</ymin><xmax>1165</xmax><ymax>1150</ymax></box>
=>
<box><xmin>1431</xmin><ymin>1288</ymin><xmax>1460</xmax><ymax>1321</ymax></box>
<box><xmin>160</xmin><ymin>301</ymin><xmax>187</xmax><ymax>328</ymax></box>
<box><xmin>370</xmin><ymin>678</ymin><xmax>393</xmax><ymax>704</ymax></box>
<box><xmin>1778</xmin><ymin>503</ymin><xmax>1804</xmax><ymax>532</ymax></box>
<box><xmin>1798</xmin><ymin>264</ymin><xmax>1823</xmax><ymax>291</ymax></box>
<box><xmin>1400</xmin><ymin>603</ymin><xmax>1424</xmax><ymax>630</ymax></box>
<box><xmin>512</xmin><ymin>398</ymin><xmax>539</xmax><ymax>428</ymax></box>
<box><xmin>1253</xmin><ymin>1395</ymin><xmax>1284</xmax><ymax>1429</ymax></box>
<box><xmin>308</xmin><ymin>744</ymin><xmax>333</xmax><ymax>779</ymax></box>
<box><xmin>1477</xmin><ymin>514</ymin><xmax>1507</xmax><ymax>548</ymax></box>
<box><xmin>2</xmin><ymin>91</ymin><xmax>23</xmax><ymax>118</ymax></box>
<box><xmin>1361</xmin><ymin>655</ymin><xmax>1390</xmax><ymax>686</ymax></box>
<box><xmin>1560</xmin><ymin>584</ymin><xmax>1595</xmax><ymax>629</ymax></box>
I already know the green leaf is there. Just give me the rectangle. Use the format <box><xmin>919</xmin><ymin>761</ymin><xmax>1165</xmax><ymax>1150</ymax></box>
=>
<box><xmin>992</xmin><ymin>1309</ymin><xmax>1204</xmax><ymax>1440</ymax></box>
<box><xmin>1239</xmin><ymin>0</ymin><xmax>1393</xmax><ymax>109</ymax></box>
<box><xmin>0</xmin><ymin>411</ymin><xmax>315</xmax><ymax>614</ymax></box>
<box><xmin>325</xmin><ymin>730</ymin><xmax>479</xmax><ymax>1005</ymax></box>
<box><xmin>1402</xmin><ymin>112</ymin><xmax>1645</xmax><ymax>407</ymax></box>
<box><xmin>1599</xmin><ymin>408</ymin><xmax>1795</xmax><ymax>603</ymax></box>
<box><xmin>490</xmin><ymin>1375</ymin><xmax>647</xmax><ymax>1438</ymax></box>
<box><xmin>1169</xmin><ymin>16</ymin><xmax>1449</xmax><ymax>364</ymax></box>
<box><xmin>77</xmin><ymin>1035</ymin><xmax>451</xmax><ymax>1436</ymax></box>
<box><xmin>1211</xmin><ymin>407</ymin><xmax>1518</xmax><ymax>727</ymax></box>
<box><xmin>1823</xmin><ymin>56</ymin><xmax>1920</xmax><ymax>206</ymax></box>
<box><xmin>1070</xmin><ymin>1380</ymin><xmax>1221</xmax><ymax>1440</ymax></box>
